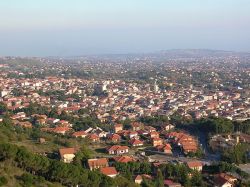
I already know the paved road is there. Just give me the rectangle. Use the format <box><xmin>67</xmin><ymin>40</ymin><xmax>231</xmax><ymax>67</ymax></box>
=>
<box><xmin>146</xmin><ymin>151</ymin><xmax>212</xmax><ymax>165</ymax></box>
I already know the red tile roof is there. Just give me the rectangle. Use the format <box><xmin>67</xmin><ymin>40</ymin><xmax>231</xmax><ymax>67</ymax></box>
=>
<box><xmin>107</xmin><ymin>145</ymin><xmax>129</xmax><ymax>152</ymax></box>
<box><xmin>72</xmin><ymin>131</ymin><xmax>87</xmax><ymax>137</ymax></box>
<box><xmin>113</xmin><ymin>156</ymin><xmax>134</xmax><ymax>163</ymax></box>
<box><xmin>88</xmin><ymin>158</ymin><xmax>108</xmax><ymax>169</ymax></box>
<box><xmin>186</xmin><ymin>161</ymin><xmax>202</xmax><ymax>168</ymax></box>
<box><xmin>59</xmin><ymin>148</ymin><xmax>76</xmax><ymax>157</ymax></box>
<box><xmin>100</xmin><ymin>167</ymin><xmax>118</xmax><ymax>176</ymax></box>
<box><xmin>53</xmin><ymin>127</ymin><xmax>71</xmax><ymax>133</ymax></box>
<box><xmin>129</xmin><ymin>138</ymin><xmax>143</xmax><ymax>146</ymax></box>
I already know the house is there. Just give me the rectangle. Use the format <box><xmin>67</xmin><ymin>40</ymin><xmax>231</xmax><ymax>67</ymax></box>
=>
<box><xmin>15</xmin><ymin>121</ymin><xmax>32</xmax><ymax>128</ymax></box>
<box><xmin>36</xmin><ymin>118</ymin><xmax>46</xmax><ymax>125</ymax></box>
<box><xmin>164</xmin><ymin>124</ymin><xmax>175</xmax><ymax>131</ymax></box>
<box><xmin>107</xmin><ymin>145</ymin><xmax>129</xmax><ymax>155</ymax></box>
<box><xmin>95</xmin><ymin>129</ymin><xmax>108</xmax><ymax>138</ymax></box>
<box><xmin>182</xmin><ymin>144</ymin><xmax>198</xmax><ymax>154</ymax></box>
<box><xmin>156</xmin><ymin>144</ymin><xmax>172</xmax><ymax>154</ymax></box>
<box><xmin>87</xmin><ymin>133</ymin><xmax>100</xmax><ymax>142</ymax></box>
<box><xmin>59</xmin><ymin>148</ymin><xmax>76</xmax><ymax>163</ymax></box>
<box><xmin>100</xmin><ymin>167</ymin><xmax>118</xmax><ymax>178</ymax></box>
<box><xmin>129</xmin><ymin>131</ymin><xmax>138</xmax><ymax>139</ymax></box>
<box><xmin>114</xmin><ymin>123</ymin><xmax>123</xmax><ymax>133</ymax></box>
<box><xmin>88</xmin><ymin>158</ymin><xmax>109</xmax><ymax>170</ymax></box>
<box><xmin>46</xmin><ymin>118</ymin><xmax>60</xmax><ymax>125</ymax></box>
<box><xmin>137</xmin><ymin>129</ymin><xmax>149</xmax><ymax>136</ymax></box>
<box><xmin>135</xmin><ymin>175</ymin><xmax>143</xmax><ymax>184</ymax></box>
<box><xmin>131</xmin><ymin>122</ymin><xmax>143</xmax><ymax>131</ymax></box>
<box><xmin>167</xmin><ymin>131</ymin><xmax>198</xmax><ymax>154</ymax></box>
<box><xmin>11</xmin><ymin>112</ymin><xmax>26</xmax><ymax>120</ymax></box>
<box><xmin>72</xmin><ymin>131</ymin><xmax>87</xmax><ymax>138</ymax></box>
<box><xmin>144</xmin><ymin>126</ymin><xmax>156</xmax><ymax>132</ymax></box>
<box><xmin>163</xmin><ymin>144</ymin><xmax>172</xmax><ymax>154</ymax></box>
<box><xmin>214</xmin><ymin>173</ymin><xmax>237</xmax><ymax>187</ymax></box>
<box><xmin>164</xmin><ymin>179</ymin><xmax>182</xmax><ymax>187</ymax></box>
<box><xmin>129</xmin><ymin>138</ymin><xmax>143</xmax><ymax>147</ymax></box>
<box><xmin>150</xmin><ymin>131</ymin><xmax>159</xmax><ymax>139</ymax></box>
<box><xmin>107</xmin><ymin>133</ymin><xmax>121</xmax><ymax>143</ymax></box>
<box><xmin>57</xmin><ymin>120</ymin><xmax>71</xmax><ymax>127</ymax></box>
<box><xmin>113</xmin><ymin>156</ymin><xmax>135</xmax><ymax>163</ymax></box>
<box><xmin>53</xmin><ymin>127</ymin><xmax>71</xmax><ymax>135</ymax></box>
<box><xmin>152</xmin><ymin>138</ymin><xmax>163</xmax><ymax>147</ymax></box>
<box><xmin>186</xmin><ymin>161</ymin><xmax>203</xmax><ymax>171</ymax></box>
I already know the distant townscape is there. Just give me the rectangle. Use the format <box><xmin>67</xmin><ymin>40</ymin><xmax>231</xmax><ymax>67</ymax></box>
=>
<box><xmin>0</xmin><ymin>50</ymin><xmax>250</xmax><ymax>187</ymax></box>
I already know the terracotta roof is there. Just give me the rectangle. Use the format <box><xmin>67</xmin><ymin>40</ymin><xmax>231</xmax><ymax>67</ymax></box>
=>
<box><xmin>108</xmin><ymin>145</ymin><xmax>129</xmax><ymax>152</ymax></box>
<box><xmin>100</xmin><ymin>167</ymin><xmax>118</xmax><ymax>176</ymax></box>
<box><xmin>113</xmin><ymin>156</ymin><xmax>134</xmax><ymax>163</ymax></box>
<box><xmin>186</xmin><ymin>161</ymin><xmax>202</xmax><ymax>168</ymax></box>
<box><xmin>116</xmin><ymin>146</ymin><xmax>129</xmax><ymax>151</ymax></box>
<box><xmin>150</xmin><ymin>131</ymin><xmax>159</xmax><ymax>135</ymax></box>
<box><xmin>59</xmin><ymin>148</ymin><xmax>76</xmax><ymax>157</ymax></box>
<box><xmin>152</xmin><ymin>137</ymin><xmax>162</xmax><ymax>141</ymax></box>
<box><xmin>88</xmin><ymin>133</ymin><xmax>99</xmax><ymax>139</ymax></box>
<box><xmin>53</xmin><ymin>127</ymin><xmax>71</xmax><ymax>133</ymax></box>
<box><xmin>108</xmin><ymin>133</ymin><xmax>121</xmax><ymax>140</ymax></box>
<box><xmin>114</xmin><ymin>123</ymin><xmax>123</xmax><ymax>128</ymax></box>
<box><xmin>135</xmin><ymin>175</ymin><xmax>142</xmax><ymax>181</ymax></box>
<box><xmin>88</xmin><ymin>158</ymin><xmax>108</xmax><ymax>168</ymax></box>
<box><xmin>164</xmin><ymin>179</ymin><xmax>174</xmax><ymax>185</ymax></box>
<box><xmin>129</xmin><ymin>138</ymin><xmax>143</xmax><ymax>145</ymax></box>
<box><xmin>129</xmin><ymin>131</ymin><xmax>138</xmax><ymax>135</ymax></box>
<box><xmin>219</xmin><ymin>173</ymin><xmax>237</xmax><ymax>181</ymax></box>
<box><xmin>72</xmin><ymin>131</ymin><xmax>87</xmax><ymax>137</ymax></box>
<box><xmin>142</xmin><ymin>174</ymin><xmax>153</xmax><ymax>180</ymax></box>
<box><xmin>214</xmin><ymin>175</ymin><xmax>229</xmax><ymax>186</ymax></box>
<box><xmin>164</xmin><ymin>143</ymin><xmax>172</xmax><ymax>149</ymax></box>
<box><xmin>131</xmin><ymin>122</ymin><xmax>142</xmax><ymax>127</ymax></box>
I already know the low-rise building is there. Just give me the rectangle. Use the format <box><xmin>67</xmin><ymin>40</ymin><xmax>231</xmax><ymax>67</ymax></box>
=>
<box><xmin>88</xmin><ymin>158</ymin><xmax>109</xmax><ymax>170</ymax></box>
<box><xmin>59</xmin><ymin>148</ymin><xmax>76</xmax><ymax>163</ymax></box>
<box><xmin>107</xmin><ymin>145</ymin><xmax>129</xmax><ymax>155</ymax></box>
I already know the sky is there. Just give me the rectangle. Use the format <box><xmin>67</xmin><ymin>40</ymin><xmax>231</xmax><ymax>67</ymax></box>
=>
<box><xmin>0</xmin><ymin>0</ymin><xmax>250</xmax><ymax>56</ymax></box>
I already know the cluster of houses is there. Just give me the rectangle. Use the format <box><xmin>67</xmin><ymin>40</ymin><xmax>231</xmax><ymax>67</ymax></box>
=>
<box><xmin>0</xmin><ymin>65</ymin><xmax>248</xmax><ymax>186</ymax></box>
<box><xmin>58</xmin><ymin>146</ymin><xmax>239</xmax><ymax>187</ymax></box>
<box><xmin>209</xmin><ymin>133</ymin><xmax>250</xmax><ymax>152</ymax></box>
<box><xmin>1</xmin><ymin>73</ymin><xmax>250</xmax><ymax>125</ymax></box>
<box><xmin>7</xmin><ymin>109</ymin><xmax>200</xmax><ymax>158</ymax></box>
<box><xmin>165</xmin><ymin>132</ymin><xmax>198</xmax><ymax>154</ymax></box>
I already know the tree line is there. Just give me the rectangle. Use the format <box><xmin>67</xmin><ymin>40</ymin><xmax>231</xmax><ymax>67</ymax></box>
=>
<box><xmin>0</xmin><ymin>142</ymin><xmax>138</xmax><ymax>187</ymax></box>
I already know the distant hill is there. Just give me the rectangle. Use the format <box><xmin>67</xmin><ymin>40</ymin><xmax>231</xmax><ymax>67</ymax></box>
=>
<box><xmin>70</xmin><ymin>49</ymin><xmax>250</xmax><ymax>61</ymax></box>
<box><xmin>154</xmin><ymin>49</ymin><xmax>250</xmax><ymax>59</ymax></box>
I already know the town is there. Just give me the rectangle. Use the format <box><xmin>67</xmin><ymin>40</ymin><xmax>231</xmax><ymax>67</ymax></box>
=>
<box><xmin>0</xmin><ymin>51</ymin><xmax>250</xmax><ymax>187</ymax></box>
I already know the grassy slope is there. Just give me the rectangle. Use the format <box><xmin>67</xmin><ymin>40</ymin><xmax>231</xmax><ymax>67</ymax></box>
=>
<box><xmin>0</xmin><ymin>162</ymin><xmax>63</xmax><ymax>187</ymax></box>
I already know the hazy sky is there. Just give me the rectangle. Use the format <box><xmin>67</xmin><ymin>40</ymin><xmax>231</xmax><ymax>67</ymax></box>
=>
<box><xmin>0</xmin><ymin>0</ymin><xmax>250</xmax><ymax>56</ymax></box>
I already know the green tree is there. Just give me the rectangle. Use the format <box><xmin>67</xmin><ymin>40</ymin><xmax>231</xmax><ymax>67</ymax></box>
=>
<box><xmin>0</xmin><ymin>102</ymin><xmax>7</xmax><ymax>114</ymax></box>
<box><xmin>155</xmin><ymin>170</ymin><xmax>164</xmax><ymax>187</ymax></box>
<box><xmin>73</xmin><ymin>145</ymin><xmax>92</xmax><ymax>168</ymax></box>
<box><xmin>191</xmin><ymin>170</ymin><xmax>203</xmax><ymax>187</ymax></box>
<box><xmin>0</xmin><ymin>176</ymin><xmax>7</xmax><ymax>186</ymax></box>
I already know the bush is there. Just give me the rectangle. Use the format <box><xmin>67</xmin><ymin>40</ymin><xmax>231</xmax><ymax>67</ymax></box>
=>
<box><xmin>0</xmin><ymin>176</ymin><xmax>8</xmax><ymax>186</ymax></box>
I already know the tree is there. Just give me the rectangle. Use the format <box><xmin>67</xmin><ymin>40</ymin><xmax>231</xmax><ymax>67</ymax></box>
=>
<box><xmin>0</xmin><ymin>102</ymin><xmax>7</xmax><ymax>114</ymax></box>
<box><xmin>191</xmin><ymin>170</ymin><xmax>203</xmax><ymax>187</ymax></box>
<box><xmin>12</xmin><ymin>88</ymin><xmax>24</xmax><ymax>97</ymax></box>
<box><xmin>221</xmin><ymin>143</ymin><xmax>249</xmax><ymax>164</ymax></box>
<box><xmin>0</xmin><ymin>176</ymin><xmax>7</xmax><ymax>186</ymax></box>
<box><xmin>19</xmin><ymin>173</ymin><xmax>34</xmax><ymax>187</ymax></box>
<box><xmin>0</xmin><ymin>142</ymin><xmax>114</xmax><ymax>186</ymax></box>
<box><xmin>73</xmin><ymin>145</ymin><xmax>93</xmax><ymax>168</ymax></box>
<box><xmin>155</xmin><ymin>170</ymin><xmax>164</xmax><ymax>187</ymax></box>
